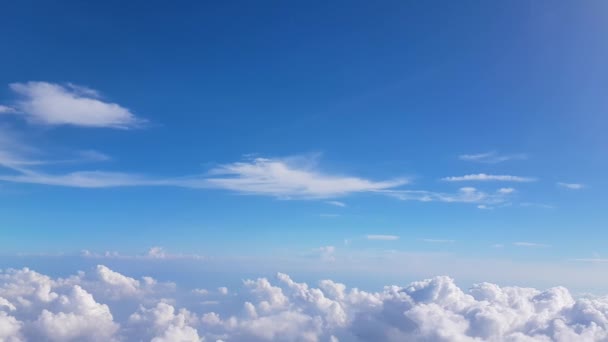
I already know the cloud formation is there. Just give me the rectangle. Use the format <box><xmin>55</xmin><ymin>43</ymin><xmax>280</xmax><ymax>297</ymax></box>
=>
<box><xmin>442</xmin><ymin>174</ymin><xmax>536</xmax><ymax>182</ymax></box>
<box><xmin>4</xmin><ymin>82</ymin><xmax>143</xmax><ymax>128</ymax></box>
<box><xmin>558</xmin><ymin>182</ymin><xmax>585</xmax><ymax>190</ymax></box>
<box><xmin>458</xmin><ymin>152</ymin><xmax>527</xmax><ymax>163</ymax></box>
<box><xmin>203</xmin><ymin>157</ymin><xmax>407</xmax><ymax>199</ymax></box>
<box><xmin>3</xmin><ymin>265</ymin><xmax>608</xmax><ymax>341</ymax></box>
<box><xmin>366</xmin><ymin>235</ymin><xmax>400</xmax><ymax>241</ymax></box>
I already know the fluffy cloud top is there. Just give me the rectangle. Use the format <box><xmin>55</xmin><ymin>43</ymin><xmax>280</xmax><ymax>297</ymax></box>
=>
<box><xmin>6</xmin><ymin>82</ymin><xmax>142</xmax><ymax>128</ymax></box>
<box><xmin>2</xmin><ymin>265</ymin><xmax>608</xmax><ymax>341</ymax></box>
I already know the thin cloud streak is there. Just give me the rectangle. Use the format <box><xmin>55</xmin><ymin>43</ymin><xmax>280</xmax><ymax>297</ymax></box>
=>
<box><xmin>459</xmin><ymin>151</ymin><xmax>527</xmax><ymax>163</ymax></box>
<box><xmin>442</xmin><ymin>173</ymin><xmax>536</xmax><ymax>182</ymax></box>
<box><xmin>558</xmin><ymin>182</ymin><xmax>585</xmax><ymax>190</ymax></box>
<box><xmin>366</xmin><ymin>235</ymin><xmax>400</xmax><ymax>241</ymax></box>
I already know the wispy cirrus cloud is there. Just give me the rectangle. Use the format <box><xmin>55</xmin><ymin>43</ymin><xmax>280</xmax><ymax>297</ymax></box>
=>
<box><xmin>387</xmin><ymin>186</ymin><xmax>514</xmax><ymax>206</ymax></box>
<box><xmin>513</xmin><ymin>242</ymin><xmax>550</xmax><ymax>248</ymax></box>
<box><xmin>557</xmin><ymin>182</ymin><xmax>585</xmax><ymax>190</ymax></box>
<box><xmin>3</xmin><ymin>82</ymin><xmax>144</xmax><ymax>128</ymax></box>
<box><xmin>421</xmin><ymin>238</ymin><xmax>455</xmax><ymax>243</ymax></box>
<box><xmin>365</xmin><ymin>235</ymin><xmax>399</xmax><ymax>241</ymax></box>
<box><xmin>0</xmin><ymin>105</ymin><xmax>17</xmax><ymax>113</ymax></box>
<box><xmin>325</xmin><ymin>200</ymin><xmax>346</xmax><ymax>207</ymax></box>
<box><xmin>0</xmin><ymin>145</ymin><xmax>408</xmax><ymax>200</ymax></box>
<box><xmin>442</xmin><ymin>173</ymin><xmax>536</xmax><ymax>182</ymax></box>
<box><xmin>201</xmin><ymin>157</ymin><xmax>408</xmax><ymax>199</ymax></box>
<box><xmin>459</xmin><ymin>151</ymin><xmax>527</xmax><ymax>163</ymax></box>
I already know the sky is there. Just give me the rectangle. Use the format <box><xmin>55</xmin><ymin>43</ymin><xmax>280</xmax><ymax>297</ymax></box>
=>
<box><xmin>1</xmin><ymin>1</ymin><xmax>608</xmax><ymax>340</ymax></box>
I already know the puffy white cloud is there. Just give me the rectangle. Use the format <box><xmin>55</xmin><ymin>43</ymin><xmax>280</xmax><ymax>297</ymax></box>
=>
<box><xmin>3</xmin><ymin>265</ymin><xmax>608</xmax><ymax>341</ymax></box>
<box><xmin>442</xmin><ymin>174</ymin><xmax>536</xmax><ymax>182</ymax></box>
<box><xmin>6</xmin><ymin>82</ymin><xmax>142</xmax><ymax>128</ymax></box>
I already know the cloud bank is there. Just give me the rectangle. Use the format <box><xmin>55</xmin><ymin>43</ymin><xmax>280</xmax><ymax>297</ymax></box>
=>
<box><xmin>2</xmin><ymin>265</ymin><xmax>608</xmax><ymax>341</ymax></box>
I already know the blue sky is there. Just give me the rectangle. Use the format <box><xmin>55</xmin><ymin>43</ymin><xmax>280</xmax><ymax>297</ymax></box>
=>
<box><xmin>1</xmin><ymin>0</ymin><xmax>607</xmax><ymax>291</ymax></box>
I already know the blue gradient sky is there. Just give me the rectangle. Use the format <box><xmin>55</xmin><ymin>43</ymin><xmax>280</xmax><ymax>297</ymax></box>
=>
<box><xmin>1</xmin><ymin>0</ymin><xmax>607</xmax><ymax>290</ymax></box>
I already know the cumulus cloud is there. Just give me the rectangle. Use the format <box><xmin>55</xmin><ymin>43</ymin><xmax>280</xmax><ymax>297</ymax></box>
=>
<box><xmin>4</xmin><ymin>265</ymin><xmax>608</xmax><ymax>341</ymax></box>
<box><xmin>442</xmin><ymin>174</ymin><xmax>536</xmax><ymax>182</ymax></box>
<box><xmin>458</xmin><ymin>151</ymin><xmax>527</xmax><ymax>163</ymax></box>
<box><xmin>366</xmin><ymin>235</ymin><xmax>400</xmax><ymax>241</ymax></box>
<box><xmin>558</xmin><ymin>182</ymin><xmax>585</xmax><ymax>190</ymax></box>
<box><xmin>5</xmin><ymin>82</ymin><xmax>143</xmax><ymax>128</ymax></box>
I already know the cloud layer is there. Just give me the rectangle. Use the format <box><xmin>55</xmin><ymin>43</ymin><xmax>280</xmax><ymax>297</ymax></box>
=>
<box><xmin>2</xmin><ymin>265</ymin><xmax>608</xmax><ymax>341</ymax></box>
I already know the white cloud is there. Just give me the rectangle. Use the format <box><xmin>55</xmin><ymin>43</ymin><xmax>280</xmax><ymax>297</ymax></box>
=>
<box><xmin>514</xmin><ymin>242</ymin><xmax>550</xmax><ymax>248</ymax></box>
<box><xmin>315</xmin><ymin>246</ymin><xmax>336</xmax><ymax>262</ymax></box>
<box><xmin>497</xmin><ymin>187</ymin><xmax>515</xmax><ymax>194</ymax></box>
<box><xmin>421</xmin><ymin>239</ymin><xmax>455</xmax><ymax>243</ymax></box>
<box><xmin>3</xmin><ymin>265</ymin><xmax>608</xmax><ymax>341</ymax></box>
<box><xmin>442</xmin><ymin>173</ymin><xmax>536</xmax><ymax>182</ymax></box>
<box><xmin>6</xmin><ymin>82</ymin><xmax>143</xmax><ymax>128</ymax></box>
<box><xmin>326</xmin><ymin>201</ymin><xmax>347</xmax><ymax>207</ymax></box>
<box><xmin>458</xmin><ymin>151</ymin><xmax>527</xmax><ymax>163</ymax></box>
<box><xmin>388</xmin><ymin>186</ymin><xmax>514</xmax><ymax>205</ymax></box>
<box><xmin>558</xmin><ymin>182</ymin><xmax>585</xmax><ymax>190</ymax></box>
<box><xmin>0</xmin><ymin>105</ymin><xmax>17</xmax><ymax>114</ymax></box>
<box><xmin>203</xmin><ymin>157</ymin><xmax>407</xmax><ymax>199</ymax></box>
<box><xmin>365</xmin><ymin>235</ymin><xmax>400</xmax><ymax>241</ymax></box>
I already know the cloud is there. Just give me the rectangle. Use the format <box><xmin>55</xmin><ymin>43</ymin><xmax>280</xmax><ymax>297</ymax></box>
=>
<box><xmin>421</xmin><ymin>239</ymin><xmax>455</xmax><ymax>243</ymax></box>
<box><xmin>388</xmin><ymin>187</ymin><xmax>513</xmax><ymax>205</ymax></box>
<box><xmin>513</xmin><ymin>242</ymin><xmax>550</xmax><ymax>248</ymax></box>
<box><xmin>4</xmin><ymin>265</ymin><xmax>608</xmax><ymax>341</ymax></box>
<box><xmin>0</xmin><ymin>105</ymin><xmax>17</xmax><ymax>114</ymax></box>
<box><xmin>558</xmin><ymin>182</ymin><xmax>585</xmax><ymax>190</ymax></box>
<box><xmin>366</xmin><ymin>235</ymin><xmax>400</xmax><ymax>241</ymax></box>
<box><xmin>315</xmin><ymin>246</ymin><xmax>336</xmax><ymax>262</ymax></box>
<box><xmin>458</xmin><ymin>151</ymin><xmax>527</xmax><ymax>163</ymax></box>
<box><xmin>5</xmin><ymin>82</ymin><xmax>143</xmax><ymax>128</ymax></box>
<box><xmin>0</xmin><ymin>150</ymin><xmax>407</xmax><ymax>201</ymax></box>
<box><xmin>326</xmin><ymin>201</ymin><xmax>347</xmax><ymax>207</ymax></box>
<box><xmin>442</xmin><ymin>174</ymin><xmax>536</xmax><ymax>182</ymax></box>
<box><xmin>203</xmin><ymin>157</ymin><xmax>407</xmax><ymax>199</ymax></box>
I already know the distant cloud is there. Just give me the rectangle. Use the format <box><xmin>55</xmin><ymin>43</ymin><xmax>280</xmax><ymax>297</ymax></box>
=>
<box><xmin>366</xmin><ymin>235</ymin><xmax>399</xmax><ymax>241</ymax></box>
<box><xmin>571</xmin><ymin>258</ymin><xmax>608</xmax><ymax>263</ymax></box>
<box><xmin>421</xmin><ymin>238</ymin><xmax>455</xmax><ymax>243</ymax></box>
<box><xmin>315</xmin><ymin>246</ymin><xmax>336</xmax><ymax>262</ymax></box>
<box><xmin>459</xmin><ymin>151</ymin><xmax>527</xmax><ymax>163</ymax></box>
<box><xmin>442</xmin><ymin>173</ymin><xmax>536</xmax><ymax>182</ymax></box>
<box><xmin>4</xmin><ymin>82</ymin><xmax>143</xmax><ymax>128</ymax></box>
<box><xmin>325</xmin><ymin>200</ymin><xmax>346</xmax><ymax>207</ymax></box>
<box><xmin>388</xmin><ymin>186</ymin><xmax>514</xmax><ymax>205</ymax></box>
<box><xmin>520</xmin><ymin>202</ymin><xmax>554</xmax><ymax>209</ymax></box>
<box><xmin>558</xmin><ymin>182</ymin><xmax>585</xmax><ymax>190</ymax></box>
<box><xmin>513</xmin><ymin>242</ymin><xmax>550</xmax><ymax>248</ymax></box>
